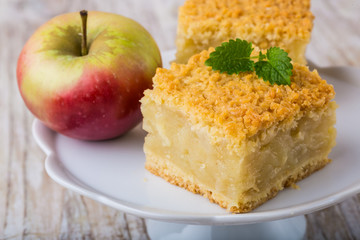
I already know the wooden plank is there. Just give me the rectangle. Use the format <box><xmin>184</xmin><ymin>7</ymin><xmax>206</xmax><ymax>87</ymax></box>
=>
<box><xmin>0</xmin><ymin>8</ymin><xmax>11</xmax><ymax>235</ymax></box>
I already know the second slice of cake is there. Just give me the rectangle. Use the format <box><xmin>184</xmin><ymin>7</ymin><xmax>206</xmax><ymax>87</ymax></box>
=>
<box><xmin>175</xmin><ymin>0</ymin><xmax>314</xmax><ymax>65</ymax></box>
<box><xmin>141</xmin><ymin>48</ymin><xmax>336</xmax><ymax>213</ymax></box>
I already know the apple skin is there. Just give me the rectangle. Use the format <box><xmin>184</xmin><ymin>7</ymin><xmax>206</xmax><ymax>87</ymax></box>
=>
<box><xmin>17</xmin><ymin>11</ymin><xmax>162</xmax><ymax>140</ymax></box>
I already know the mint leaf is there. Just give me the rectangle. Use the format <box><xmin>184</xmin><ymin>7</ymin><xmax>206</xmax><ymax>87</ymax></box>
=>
<box><xmin>205</xmin><ymin>39</ymin><xmax>293</xmax><ymax>85</ymax></box>
<box><xmin>205</xmin><ymin>39</ymin><xmax>254</xmax><ymax>74</ymax></box>
<box><xmin>254</xmin><ymin>47</ymin><xmax>293</xmax><ymax>85</ymax></box>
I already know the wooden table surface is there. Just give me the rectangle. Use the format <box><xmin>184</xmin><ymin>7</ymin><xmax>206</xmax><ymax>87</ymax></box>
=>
<box><xmin>1</xmin><ymin>0</ymin><xmax>360</xmax><ymax>239</ymax></box>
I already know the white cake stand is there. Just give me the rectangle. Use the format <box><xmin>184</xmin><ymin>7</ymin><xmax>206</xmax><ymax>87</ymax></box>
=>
<box><xmin>32</xmin><ymin>51</ymin><xmax>360</xmax><ymax>240</ymax></box>
<box><xmin>145</xmin><ymin>216</ymin><xmax>306</xmax><ymax>240</ymax></box>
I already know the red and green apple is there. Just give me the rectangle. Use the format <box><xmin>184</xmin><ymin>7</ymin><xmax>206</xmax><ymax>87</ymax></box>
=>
<box><xmin>17</xmin><ymin>11</ymin><xmax>162</xmax><ymax>140</ymax></box>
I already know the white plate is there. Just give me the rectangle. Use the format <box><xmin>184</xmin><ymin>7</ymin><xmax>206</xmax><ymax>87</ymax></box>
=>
<box><xmin>32</xmin><ymin>50</ymin><xmax>360</xmax><ymax>225</ymax></box>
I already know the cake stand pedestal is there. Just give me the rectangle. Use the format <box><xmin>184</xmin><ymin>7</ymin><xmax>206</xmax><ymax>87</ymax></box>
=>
<box><xmin>146</xmin><ymin>215</ymin><xmax>306</xmax><ymax>240</ymax></box>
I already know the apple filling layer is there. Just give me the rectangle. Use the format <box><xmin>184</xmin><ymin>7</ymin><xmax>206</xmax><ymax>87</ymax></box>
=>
<box><xmin>142</xmin><ymin>99</ymin><xmax>336</xmax><ymax>213</ymax></box>
<box><xmin>176</xmin><ymin>34</ymin><xmax>309</xmax><ymax>66</ymax></box>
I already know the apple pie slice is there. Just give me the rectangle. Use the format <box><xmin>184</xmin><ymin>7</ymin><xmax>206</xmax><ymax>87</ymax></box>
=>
<box><xmin>141</xmin><ymin>48</ymin><xmax>336</xmax><ymax>213</ymax></box>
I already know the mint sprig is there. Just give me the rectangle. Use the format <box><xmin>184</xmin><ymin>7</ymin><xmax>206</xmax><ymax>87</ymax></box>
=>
<box><xmin>205</xmin><ymin>39</ymin><xmax>293</xmax><ymax>85</ymax></box>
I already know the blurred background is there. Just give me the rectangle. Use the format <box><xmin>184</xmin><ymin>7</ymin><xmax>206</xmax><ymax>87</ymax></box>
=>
<box><xmin>0</xmin><ymin>0</ymin><xmax>359</xmax><ymax>239</ymax></box>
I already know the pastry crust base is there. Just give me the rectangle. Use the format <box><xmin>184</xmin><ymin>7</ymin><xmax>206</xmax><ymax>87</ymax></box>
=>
<box><xmin>145</xmin><ymin>152</ymin><xmax>330</xmax><ymax>213</ymax></box>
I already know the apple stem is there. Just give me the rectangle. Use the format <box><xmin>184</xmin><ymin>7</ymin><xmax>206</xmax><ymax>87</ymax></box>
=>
<box><xmin>80</xmin><ymin>10</ymin><xmax>88</xmax><ymax>56</ymax></box>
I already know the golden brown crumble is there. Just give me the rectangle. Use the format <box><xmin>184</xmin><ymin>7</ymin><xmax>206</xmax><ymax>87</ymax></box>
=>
<box><xmin>179</xmin><ymin>0</ymin><xmax>313</xmax><ymax>42</ymax></box>
<box><xmin>144</xmin><ymin>48</ymin><xmax>335</xmax><ymax>145</ymax></box>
